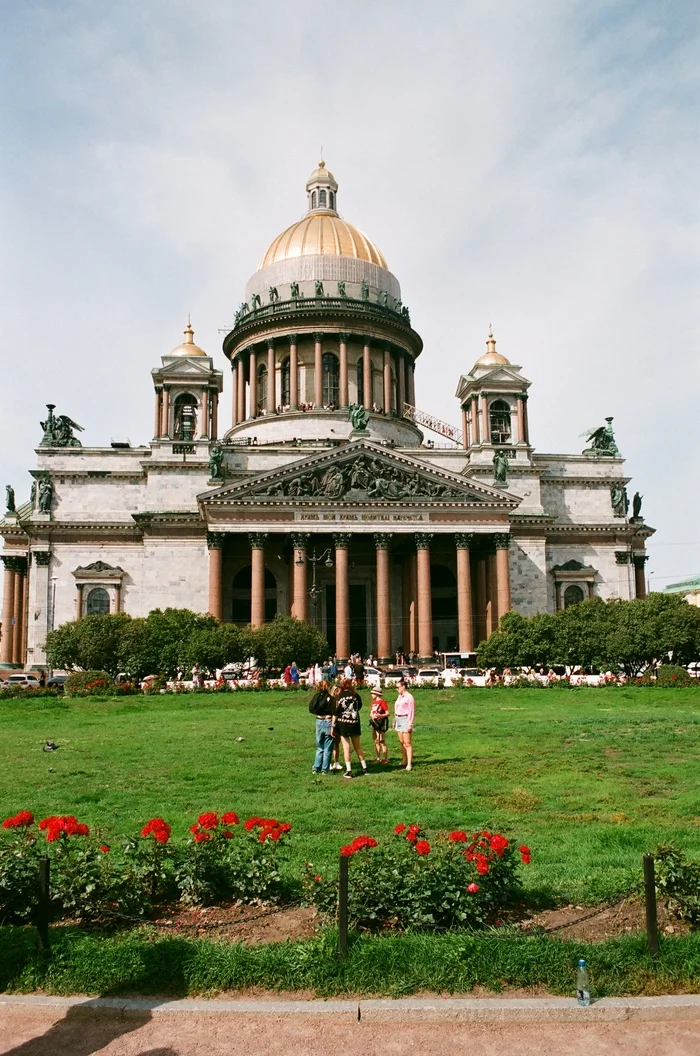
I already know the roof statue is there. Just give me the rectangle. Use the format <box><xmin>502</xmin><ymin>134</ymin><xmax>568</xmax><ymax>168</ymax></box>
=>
<box><xmin>348</xmin><ymin>404</ymin><xmax>370</xmax><ymax>431</ymax></box>
<box><xmin>583</xmin><ymin>417</ymin><xmax>619</xmax><ymax>458</ymax></box>
<box><xmin>39</xmin><ymin>404</ymin><xmax>84</xmax><ymax>448</ymax></box>
<box><xmin>632</xmin><ymin>492</ymin><xmax>643</xmax><ymax>520</ymax></box>
<box><xmin>5</xmin><ymin>485</ymin><xmax>15</xmax><ymax>514</ymax></box>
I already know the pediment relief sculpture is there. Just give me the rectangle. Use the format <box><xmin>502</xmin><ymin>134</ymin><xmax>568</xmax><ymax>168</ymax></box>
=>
<box><xmin>255</xmin><ymin>455</ymin><xmax>471</xmax><ymax>501</ymax></box>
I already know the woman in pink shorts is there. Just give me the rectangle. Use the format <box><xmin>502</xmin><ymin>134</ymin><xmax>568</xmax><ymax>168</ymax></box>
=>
<box><xmin>393</xmin><ymin>679</ymin><xmax>415</xmax><ymax>771</ymax></box>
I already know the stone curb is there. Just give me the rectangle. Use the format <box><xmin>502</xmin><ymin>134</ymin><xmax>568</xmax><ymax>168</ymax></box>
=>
<box><xmin>2</xmin><ymin>994</ymin><xmax>700</xmax><ymax>1023</ymax></box>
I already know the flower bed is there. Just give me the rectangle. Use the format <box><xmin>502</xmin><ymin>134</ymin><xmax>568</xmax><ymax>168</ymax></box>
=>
<box><xmin>305</xmin><ymin>823</ymin><xmax>530</xmax><ymax>931</ymax></box>
<box><xmin>0</xmin><ymin>809</ymin><xmax>292</xmax><ymax>926</ymax></box>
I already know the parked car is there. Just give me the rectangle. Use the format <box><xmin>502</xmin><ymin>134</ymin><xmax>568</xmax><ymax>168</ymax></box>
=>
<box><xmin>47</xmin><ymin>674</ymin><xmax>68</xmax><ymax>692</ymax></box>
<box><xmin>383</xmin><ymin>668</ymin><xmax>409</xmax><ymax>687</ymax></box>
<box><xmin>5</xmin><ymin>673</ymin><xmax>42</xmax><ymax>689</ymax></box>
<box><xmin>362</xmin><ymin>665</ymin><xmax>382</xmax><ymax>690</ymax></box>
<box><xmin>414</xmin><ymin>667</ymin><xmax>443</xmax><ymax>686</ymax></box>
<box><xmin>441</xmin><ymin>666</ymin><xmax>487</xmax><ymax>687</ymax></box>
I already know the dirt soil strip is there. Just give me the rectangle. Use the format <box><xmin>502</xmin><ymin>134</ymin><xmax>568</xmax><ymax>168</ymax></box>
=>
<box><xmin>2</xmin><ymin>998</ymin><xmax>700</xmax><ymax>1056</ymax></box>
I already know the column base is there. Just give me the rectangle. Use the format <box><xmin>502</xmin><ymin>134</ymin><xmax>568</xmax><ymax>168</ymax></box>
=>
<box><xmin>377</xmin><ymin>656</ymin><xmax>392</xmax><ymax>666</ymax></box>
<box><xmin>417</xmin><ymin>655</ymin><xmax>434</xmax><ymax>666</ymax></box>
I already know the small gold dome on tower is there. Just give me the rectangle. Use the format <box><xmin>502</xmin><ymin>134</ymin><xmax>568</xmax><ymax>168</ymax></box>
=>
<box><xmin>169</xmin><ymin>319</ymin><xmax>207</xmax><ymax>357</ymax></box>
<box><xmin>473</xmin><ymin>326</ymin><xmax>510</xmax><ymax>369</ymax></box>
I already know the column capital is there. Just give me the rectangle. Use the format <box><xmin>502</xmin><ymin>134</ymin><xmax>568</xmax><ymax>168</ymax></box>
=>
<box><xmin>2</xmin><ymin>555</ymin><xmax>26</xmax><ymax>573</ymax></box>
<box><xmin>374</xmin><ymin>533</ymin><xmax>392</xmax><ymax>549</ymax></box>
<box><xmin>312</xmin><ymin>332</ymin><xmax>324</xmax><ymax>343</ymax></box>
<box><xmin>31</xmin><ymin>551</ymin><xmax>51</xmax><ymax>567</ymax></box>
<box><xmin>414</xmin><ymin>532</ymin><xmax>434</xmax><ymax>550</ymax></box>
<box><xmin>289</xmin><ymin>334</ymin><xmax>298</xmax><ymax>346</ymax></box>
<box><xmin>515</xmin><ymin>392</ymin><xmax>529</xmax><ymax>401</ymax></box>
<box><xmin>338</xmin><ymin>332</ymin><xmax>351</xmax><ymax>343</ymax></box>
<box><xmin>249</xmin><ymin>532</ymin><xmax>268</xmax><ymax>549</ymax></box>
<box><xmin>266</xmin><ymin>338</ymin><xmax>275</xmax><ymax>350</ymax></box>
<box><xmin>455</xmin><ymin>532</ymin><xmax>475</xmax><ymax>549</ymax></box>
<box><xmin>633</xmin><ymin>553</ymin><xmax>649</xmax><ymax>567</ymax></box>
<box><xmin>162</xmin><ymin>383</ymin><xmax>171</xmax><ymax>392</ymax></box>
<box><xmin>206</xmin><ymin>531</ymin><xmax>226</xmax><ymax>550</ymax></box>
<box><xmin>291</xmin><ymin>532</ymin><xmax>310</xmax><ymax>550</ymax></box>
<box><xmin>334</xmin><ymin>533</ymin><xmax>352</xmax><ymax>548</ymax></box>
<box><xmin>493</xmin><ymin>533</ymin><xmax>511</xmax><ymax>550</ymax></box>
<box><xmin>615</xmin><ymin>550</ymin><xmax>631</xmax><ymax>564</ymax></box>
<box><xmin>362</xmin><ymin>335</ymin><xmax>371</xmax><ymax>346</ymax></box>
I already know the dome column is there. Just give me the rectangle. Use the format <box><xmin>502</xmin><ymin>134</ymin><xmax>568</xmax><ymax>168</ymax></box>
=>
<box><xmin>407</xmin><ymin>361</ymin><xmax>416</xmax><ymax>408</ymax></box>
<box><xmin>396</xmin><ymin>351</ymin><xmax>406</xmax><ymax>416</ymax></box>
<box><xmin>456</xmin><ymin>534</ymin><xmax>474</xmax><ymax>652</ymax></box>
<box><xmin>267</xmin><ymin>341</ymin><xmax>275</xmax><ymax>414</ymax></box>
<box><xmin>313</xmin><ymin>333</ymin><xmax>323</xmax><ymax>407</ymax></box>
<box><xmin>383</xmin><ymin>348</ymin><xmax>392</xmax><ymax>414</ymax></box>
<box><xmin>236</xmin><ymin>355</ymin><xmax>246</xmax><ymax>423</ymax></box>
<box><xmin>363</xmin><ymin>338</ymin><xmax>372</xmax><ymax>411</ymax></box>
<box><xmin>289</xmin><ymin>338</ymin><xmax>299</xmax><ymax>411</ymax></box>
<box><xmin>415</xmin><ymin>533</ymin><xmax>434</xmax><ymax>663</ymax></box>
<box><xmin>231</xmin><ymin>365</ymin><xmax>238</xmax><ymax>427</ymax></box>
<box><xmin>249</xmin><ymin>348</ymin><xmax>258</xmax><ymax>419</ymax></box>
<box><xmin>334</xmin><ymin>533</ymin><xmax>351</xmax><ymax>662</ymax></box>
<box><xmin>339</xmin><ymin>334</ymin><xmax>350</xmax><ymax>408</ymax></box>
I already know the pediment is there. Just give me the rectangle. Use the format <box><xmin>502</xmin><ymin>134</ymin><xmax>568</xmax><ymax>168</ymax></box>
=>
<box><xmin>154</xmin><ymin>359</ymin><xmax>217</xmax><ymax>378</ymax></box>
<box><xmin>456</xmin><ymin>365</ymin><xmax>530</xmax><ymax>400</ymax></box>
<box><xmin>200</xmin><ymin>439</ymin><xmax>519</xmax><ymax>507</ymax></box>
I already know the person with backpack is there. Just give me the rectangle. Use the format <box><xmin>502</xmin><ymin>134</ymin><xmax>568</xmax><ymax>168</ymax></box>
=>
<box><xmin>309</xmin><ymin>680</ymin><xmax>335</xmax><ymax>775</ymax></box>
<box><xmin>333</xmin><ymin>678</ymin><xmax>367</xmax><ymax>779</ymax></box>
<box><xmin>369</xmin><ymin>687</ymin><xmax>390</xmax><ymax>764</ymax></box>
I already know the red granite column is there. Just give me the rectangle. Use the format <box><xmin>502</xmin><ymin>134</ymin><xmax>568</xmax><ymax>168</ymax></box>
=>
<box><xmin>456</xmin><ymin>533</ymin><xmax>474</xmax><ymax>652</ymax></box>
<box><xmin>313</xmin><ymin>333</ymin><xmax>323</xmax><ymax>407</ymax></box>
<box><xmin>291</xmin><ymin>533</ymin><xmax>309</xmax><ymax>622</ymax></box>
<box><xmin>249</xmin><ymin>348</ymin><xmax>258</xmax><ymax>418</ymax></box>
<box><xmin>397</xmin><ymin>351</ymin><xmax>406</xmax><ymax>417</ymax></box>
<box><xmin>375</xmin><ymin>534</ymin><xmax>392</xmax><ymax>662</ymax></box>
<box><xmin>415</xmin><ymin>533</ymin><xmax>434</xmax><ymax>662</ymax></box>
<box><xmin>334</xmin><ymin>534</ymin><xmax>350</xmax><ymax>662</ymax></box>
<box><xmin>363</xmin><ymin>338</ymin><xmax>372</xmax><ymax>410</ymax></box>
<box><xmin>231</xmin><ymin>364</ymin><xmax>238</xmax><ymax>427</ymax></box>
<box><xmin>1</xmin><ymin>559</ymin><xmax>16</xmax><ymax>664</ymax></box>
<box><xmin>494</xmin><ymin>534</ymin><xmax>512</xmax><ymax>623</ymax></box>
<box><xmin>237</xmin><ymin>355</ymin><xmax>246</xmax><ymax>423</ymax></box>
<box><xmin>382</xmin><ymin>348</ymin><xmax>391</xmax><ymax>414</ymax></box>
<box><xmin>339</xmin><ymin>334</ymin><xmax>349</xmax><ymax>408</ymax></box>
<box><xmin>634</xmin><ymin>555</ymin><xmax>648</xmax><ymax>599</ymax></box>
<box><xmin>250</xmin><ymin>533</ymin><xmax>267</xmax><ymax>627</ymax></box>
<box><xmin>12</xmin><ymin>569</ymin><xmax>24</xmax><ymax>665</ymax></box>
<box><xmin>267</xmin><ymin>341</ymin><xmax>275</xmax><ymax>414</ymax></box>
<box><xmin>207</xmin><ymin>533</ymin><xmax>225</xmax><ymax>621</ymax></box>
<box><xmin>289</xmin><ymin>338</ymin><xmax>298</xmax><ymax>410</ymax></box>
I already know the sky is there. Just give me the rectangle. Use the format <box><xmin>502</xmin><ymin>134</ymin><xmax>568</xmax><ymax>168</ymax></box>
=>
<box><xmin>1</xmin><ymin>0</ymin><xmax>698</xmax><ymax>591</ymax></box>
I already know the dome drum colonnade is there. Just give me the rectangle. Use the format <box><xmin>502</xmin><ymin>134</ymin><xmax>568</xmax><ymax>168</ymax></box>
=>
<box><xmin>205</xmin><ymin>528</ymin><xmax>512</xmax><ymax>665</ymax></box>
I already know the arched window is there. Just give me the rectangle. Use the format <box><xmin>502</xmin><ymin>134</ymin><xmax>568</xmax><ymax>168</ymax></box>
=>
<box><xmin>281</xmin><ymin>356</ymin><xmax>290</xmax><ymax>406</ymax></box>
<box><xmin>564</xmin><ymin>584</ymin><xmax>585</xmax><ymax>608</ymax></box>
<box><xmin>322</xmin><ymin>352</ymin><xmax>339</xmax><ymax>407</ymax></box>
<box><xmin>490</xmin><ymin>399</ymin><xmax>512</xmax><ymax>444</ymax></box>
<box><xmin>329</xmin><ymin>191</ymin><xmax>335</xmax><ymax>210</ymax></box>
<box><xmin>86</xmin><ymin>587</ymin><xmax>110</xmax><ymax>616</ymax></box>
<box><xmin>319</xmin><ymin>189</ymin><xmax>327</xmax><ymax>207</ymax></box>
<box><xmin>173</xmin><ymin>393</ymin><xmax>197</xmax><ymax>441</ymax></box>
<box><xmin>311</xmin><ymin>190</ymin><xmax>317</xmax><ymax>209</ymax></box>
<box><xmin>257</xmin><ymin>363</ymin><xmax>268</xmax><ymax>414</ymax></box>
<box><xmin>357</xmin><ymin>357</ymin><xmax>364</xmax><ymax>406</ymax></box>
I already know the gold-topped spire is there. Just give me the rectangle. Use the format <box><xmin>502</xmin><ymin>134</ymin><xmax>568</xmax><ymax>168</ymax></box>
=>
<box><xmin>473</xmin><ymin>325</ymin><xmax>510</xmax><ymax>369</ymax></box>
<box><xmin>170</xmin><ymin>318</ymin><xmax>207</xmax><ymax>357</ymax></box>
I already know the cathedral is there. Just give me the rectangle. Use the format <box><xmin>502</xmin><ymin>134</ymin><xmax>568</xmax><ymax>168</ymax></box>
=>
<box><xmin>0</xmin><ymin>162</ymin><xmax>653</xmax><ymax>670</ymax></box>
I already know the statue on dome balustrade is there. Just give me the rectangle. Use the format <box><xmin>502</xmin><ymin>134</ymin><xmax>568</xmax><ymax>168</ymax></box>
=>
<box><xmin>251</xmin><ymin>293</ymin><xmax>262</xmax><ymax>310</ymax></box>
<box><xmin>268</xmin><ymin>286</ymin><xmax>279</xmax><ymax>303</ymax></box>
<box><xmin>314</xmin><ymin>280</ymin><xmax>324</xmax><ymax>297</ymax></box>
<box><xmin>361</xmin><ymin>279</ymin><xmax>369</xmax><ymax>301</ymax></box>
<box><xmin>290</xmin><ymin>282</ymin><xmax>300</xmax><ymax>299</ymax></box>
<box><xmin>337</xmin><ymin>280</ymin><xmax>346</xmax><ymax>297</ymax></box>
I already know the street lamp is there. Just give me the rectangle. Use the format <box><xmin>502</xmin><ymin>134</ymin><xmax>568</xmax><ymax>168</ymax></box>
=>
<box><xmin>296</xmin><ymin>546</ymin><xmax>334</xmax><ymax>621</ymax></box>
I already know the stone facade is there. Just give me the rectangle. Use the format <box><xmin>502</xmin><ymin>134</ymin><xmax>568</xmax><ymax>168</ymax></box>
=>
<box><xmin>0</xmin><ymin>164</ymin><xmax>653</xmax><ymax>668</ymax></box>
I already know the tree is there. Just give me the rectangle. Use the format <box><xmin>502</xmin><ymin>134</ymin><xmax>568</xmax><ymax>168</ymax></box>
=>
<box><xmin>477</xmin><ymin>610</ymin><xmax>559</xmax><ymax>669</ymax></box>
<box><xmin>253</xmin><ymin>615</ymin><xmax>328</xmax><ymax>670</ymax></box>
<box><xmin>45</xmin><ymin>614</ymin><xmax>133</xmax><ymax>676</ymax></box>
<box><xmin>138</xmin><ymin>608</ymin><xmax>219</xmax><ymax>677</ymax></box>
<box><xmin>179</xmin><ymin>624</ymin><xmax>248</xmax><ymax>673</ymax></box>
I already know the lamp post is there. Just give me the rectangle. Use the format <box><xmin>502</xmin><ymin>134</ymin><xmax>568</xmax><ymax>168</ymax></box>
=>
<box><xmin>296</xmin><ymin>545</ymin><xmax>333</xmax><ymax>625</ymax></box>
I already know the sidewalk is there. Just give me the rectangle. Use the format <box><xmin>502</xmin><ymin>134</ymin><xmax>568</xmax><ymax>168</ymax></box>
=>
<box><xmin>1</xmin><ymin>994</ymin><xmax>700</xmax><ymax>1055</ymax></box>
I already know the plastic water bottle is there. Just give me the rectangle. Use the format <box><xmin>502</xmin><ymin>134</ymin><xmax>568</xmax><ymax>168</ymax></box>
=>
<box><xmin>576</xmin><ymin>958</ymin><xmax>590</xmax><ymax>1007</ymax></box>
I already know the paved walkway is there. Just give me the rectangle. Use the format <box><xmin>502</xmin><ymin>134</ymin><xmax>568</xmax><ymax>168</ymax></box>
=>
<box><xmin>1</xmin><ymin>995</ymin><xmax>699</xmax><ymax>1055</ymax></box>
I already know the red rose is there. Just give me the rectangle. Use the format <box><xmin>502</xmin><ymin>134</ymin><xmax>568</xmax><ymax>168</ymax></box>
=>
<box><xmin>314</xmin><ymin>875</ymin><xmax>322</xmax><ymax>882</ymax></box>
<box><xmin>521</xmin><ymin>852</ymin><xmax>531</xmax><ymax>865</ymax></box>
<box><xmin>141</xmin><ymin>818</ymin><xmax>171</xmax><ymax>844</ymax></box>
<box><xmin>490</xmin><ymin>834</ymin><xmax>509</xmax><ymax>857</ymax></box>
<box><xmin>449</xmin><ymin>831</ymin><xmax>468</xmax><ymax>843</ymax></box>
<box><xmin>222</xmin><ymin>830</ymin><xmax>234</xmax><ymax>839</ymax></box>
<box><xmin>100</xmin><ymin>844</ymin><xmax>110</xmax><ymax>853</ymax></box>
<box><xmin>518</xmin><ymin>845</ymin><xmax>531</xmax><ymax>855</ymax></box>
<box><xmin>394</xmin><ymin>823</ymin><xmax>407</xmax><ymax>834</ymax></box>
<box><xmin>277</xmin><ymin>822</ymin><xmax>292</xmax><ymax>834</ymax></box>
<box><xmin>467</xmin><ymin>883</ymin><xmax>480</xmax><ymax>893</ymax></box>
<box><xmin>193</xmin><ymin>831</ymin><xmax>210</xmax><ymax>843</ymax></box>
<box><xmin>243</xmin><ymin>817</ymin><xmax>260</xmax><ymax>831</ymax></box>
<box><xmin>340</xmin><ymin>845</ymin><xmax>353</xmax><ymax>856</ymax></box>
<box><xmin>414</xmin><ymin>840</ymin><xmax>431</xmax><ymax>855</ymax></box>
<box><xmin>475</xmin><ymin>853</ymin><xmax>489</xmax><ymax>875</ymax></box>
<box><xmin>2</xmin><ymin>810</ymin><xmax>34</xmax><ymax>829</ymax></box>
<box><xmin>221</xmin><ymin>811</ymin><xmax>239</xmax><ymax>826</ymax></box>
<box><xmin>197</xmin><ymin>812</ymin><xmax>218</xmax><ymax>830</ymax></box>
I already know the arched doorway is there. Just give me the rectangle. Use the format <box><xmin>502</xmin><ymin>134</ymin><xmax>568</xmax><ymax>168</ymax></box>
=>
<box><xmin>231</xmin><ymin>566</ymin><xmax>277</xmax><ymax>625</ymax></box>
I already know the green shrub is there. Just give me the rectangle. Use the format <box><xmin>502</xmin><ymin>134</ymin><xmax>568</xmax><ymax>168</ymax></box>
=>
<box><xmin>305</xmin><ymin>824</ymin><xmax>528</xmax><ymax>932</ymax></box>
<box><xmin>653</xmin><ymin>665</ymin><xmax>693</xmax><ymax>687</ymax></box>
<box><xmin>64</xmin><ymin>670</ymin><xmax>114</xmax><ymax>697</ymax></box>
<box><xmin>655</xmin><ymin>845</ymin><xmax>700</xmax><ymax>926</ymax></box>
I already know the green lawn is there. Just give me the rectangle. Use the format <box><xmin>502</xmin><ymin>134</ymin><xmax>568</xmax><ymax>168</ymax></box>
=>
<box><xmin>1</xmin><ymin>687</ymin><xmax>699</xmax><ymax>905</ymax></box>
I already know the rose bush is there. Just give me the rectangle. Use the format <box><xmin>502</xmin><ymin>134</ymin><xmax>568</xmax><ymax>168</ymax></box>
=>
<box><xmin>305</xmin><ymin>823</ymin><xmax>529</xmax><ymax>931</ymax></box>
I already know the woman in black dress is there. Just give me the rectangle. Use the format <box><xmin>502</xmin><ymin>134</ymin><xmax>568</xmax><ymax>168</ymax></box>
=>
<box><xmin>333</xmin><ymin>678</ymin><xmax>368</xmax><ymax>780</ymax></box>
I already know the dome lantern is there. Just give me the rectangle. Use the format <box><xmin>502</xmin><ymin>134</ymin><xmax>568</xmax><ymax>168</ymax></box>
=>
<box><xmin>305</xmin><ymin>159</ymin><xmax>338</xmax><ymax>214</ymax></box>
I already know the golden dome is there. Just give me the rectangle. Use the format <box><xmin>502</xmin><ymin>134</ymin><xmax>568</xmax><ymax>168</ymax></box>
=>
<box><xmin>170</xmin><ymin>320</ymin><xmax>207</xmax><ymax>357</ymax></box>
<box><xmin>473</xmin><ymin>327</ymin><xmax>510</xmax><ymax>369</ymax></box>
<box><xmin>258</xmin><ymin>213</ymin><xmax>387</xmax><ymax>270</ymax></box>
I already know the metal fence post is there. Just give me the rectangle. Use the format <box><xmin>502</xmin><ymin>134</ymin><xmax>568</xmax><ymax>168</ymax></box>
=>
<box><xmin>37</xmin><ymin>856</ymin><xmax>50</xmax><ymax>950</ymax></box>
<box><xmin>643</xmin><ymin>853</ymin><xmax>659</xmax><ymax>958</ymax></box>
<box><xmin>338</xmin><ymin>854</ymin><xmax>348</xmax><ymax>960</ymax></box>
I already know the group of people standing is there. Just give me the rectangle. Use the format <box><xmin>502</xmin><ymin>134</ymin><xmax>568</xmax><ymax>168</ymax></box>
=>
<box><xmin>308</xmin><ymin>679</ymin><xmax>415</xmax><ymax>779</ymax></box>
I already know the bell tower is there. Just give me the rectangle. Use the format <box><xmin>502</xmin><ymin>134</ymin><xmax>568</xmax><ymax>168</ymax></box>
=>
<box><xmin>455</xmin><ymin>328</ymin><xmax>532</xmax><ymax>466</ymax></box>
<box><xmin>151</xmin><ymin>320</ymin><xmax>224</xmax><ymax>445</ymax></box>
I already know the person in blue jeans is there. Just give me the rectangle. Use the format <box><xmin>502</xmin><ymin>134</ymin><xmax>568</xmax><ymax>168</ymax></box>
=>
<box><xmin>309</xmin><ymin>680</ymin><xmax>334</xmax><ymax>774</ymax></box>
